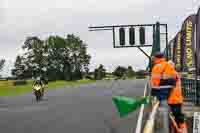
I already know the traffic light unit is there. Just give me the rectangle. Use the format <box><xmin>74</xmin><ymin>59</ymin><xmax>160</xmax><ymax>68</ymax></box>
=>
<box><xmin>129</xmin><ymin>27</ymin><xmax>135</xmax><ymax>45</ymax></box>
<box><xmin>139</xmin><ymin>27</ymin><xmax>145</xmax><ymax>45</ymax></box>
<box><xmin>119</xmin><ymin>27</ymin><xmax>125</xmax><ymax>46</ymax></box>
<box><xmin>119</xmin><ymin>27</ymin><xmax>145</xmax><ymax>46</ymax></box>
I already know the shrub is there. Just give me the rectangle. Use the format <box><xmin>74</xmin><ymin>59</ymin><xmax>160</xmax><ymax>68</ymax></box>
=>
<box><xmin>6</xmin><ymin>77</ymin><xmax>17</xmax><ymax>80</ymax></box>
<box><xmin>13</xmin><ymin>80</ymin><xmax>27</xmax><ymax>86</ymax></box>
<box><xmin>85</xmin><ymin>75</ymin><xmax>93</xmax><ymax>80</ymax></box>
<box><xmin>136</xmin><ymin>75</ymin><xmax>146</xmax><ymax>79</ymax></box>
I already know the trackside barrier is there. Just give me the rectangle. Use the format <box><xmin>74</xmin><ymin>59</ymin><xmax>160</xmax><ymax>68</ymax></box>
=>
<box><xmin>138</xmin><ymin>77</ymin><xmax>198</xmax><ymax>133</ymax></box>
<box><xmin>142</xmin><ymin>80</ymin><xmax>170</xmax><ymax>133</ymax></box>
<box><xmin>181</xmin><ymin>77</ymin><xmax>200</xmax><ymax>106</ymax></box>
<box><xmin>135</xmin><ymin>80</ymin><xmax>159</xmax><ymax>133</ymax></box>
<box><xmin>136</xmin><ymin>79</ymin><xmax>180</xmax><ymax>133</ymax></box>
<box><xmin>143</xmin><ymin>101</ymin><xmax>159</xmax><ymax>133</ymax></box>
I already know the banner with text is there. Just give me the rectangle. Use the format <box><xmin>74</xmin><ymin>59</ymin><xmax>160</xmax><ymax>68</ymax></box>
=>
<box><xmin>181</xmin><ymin>14</ymin><xmax>196</xmax><ymax>72</ymax></box>
<box><xmin>168</xmin><ymin>39</ymin><xmax>175</xmax><ymax>61</ymax></box>
<box><xmin>174</xmin><ymin>32</ymin><xmax>182</xmax><ymax>71</ymax></box>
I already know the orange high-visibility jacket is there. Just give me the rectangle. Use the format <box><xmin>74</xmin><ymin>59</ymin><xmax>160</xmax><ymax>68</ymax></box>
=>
<box><xmin>168</xmin><ymin>72</ymin><xmax>183</xmax><ymax>104</ymax></box>
<box><xmin>151</xmin><ymin>58</ymin><xmax>176</xmax><ymax>89</ymax></box>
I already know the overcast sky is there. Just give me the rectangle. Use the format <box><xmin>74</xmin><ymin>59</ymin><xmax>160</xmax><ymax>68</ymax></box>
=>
<box><xmin>0</xmin><ymin>0</ymin><xmax>200</xmax><ymax>75</ymax></box>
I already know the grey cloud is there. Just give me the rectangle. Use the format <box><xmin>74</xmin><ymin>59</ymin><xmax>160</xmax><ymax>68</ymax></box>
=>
<box><xmin>4</xmin><ymin>0</ymin><xmax>157</xmax><ymax>10</ymax></box>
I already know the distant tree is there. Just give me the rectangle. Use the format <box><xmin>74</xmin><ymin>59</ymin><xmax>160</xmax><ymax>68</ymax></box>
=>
<box><xmin>94</xmin><ymin>69</ymin><xmax>98</xmax><ymax>80</ymax></box>
<box><xmin>46</xmin><ymin>34</ymin><xmax>90</xmax><ymax>81</ymax></box>
<box><xmin>113</xmin><ymin>66</ymin><xmax>127</xmax><ymax>78</ymax></box>
<box><xmin>12</xmin><ymin>56</ymin><xmax>26</xmax><ymax>79</ymax></box>
<box><xmin>22</xmin><ymin>36</ymin><xmax>47</xmax><ymax>79</ymax></box>
<box><xmin>135</xmin><ymin>70</ymin><xmax>147</xmax><ymax>79</ymax></box>
<box><xmin>14</xmin><ymin>34</ymin><xmax>91</xmax><ymax>80</ymax></box>
<box><xmin>0</xmin><ymin>59</ymin><xmax>5</xmax><ymax>71</ymax></box>
<box><xmin>126</xmin><ymin>66</ymin><xmax>135</xmax><ymax>78</ymax></box>
<box><xmin>65</xmin><ymin>34</ymin><xmax>91</xmax><ymax>78</ymax></box>
<box><xmin>93</xmin><ymin>64</ymin><xmax>106</xmax><ymax>80</ymax></box>
<box><xmin>46</xmin><ymin>36</ymin><xmax>69</xmax><ymax>80</ymax></box>
<box><xmin>98</xmin><ymin>64</ymin><xmax>106</xmax><ymax>79</ymax></box>
<box><xmin>0</xmin><ymin>59</ymin><xmax>5</xmax><ymax>77</ymax></box>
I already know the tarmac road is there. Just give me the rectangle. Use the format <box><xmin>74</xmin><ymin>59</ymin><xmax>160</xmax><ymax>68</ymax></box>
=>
<box><xmin>0</xmin><ymin>79</ymin><xmax>146</xmax><ymax>133</ymax></box>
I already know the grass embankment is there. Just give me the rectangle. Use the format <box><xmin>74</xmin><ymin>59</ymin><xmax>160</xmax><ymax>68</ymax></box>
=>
<box><xmin>0</xmin><ymin>79</ymin><xmax>96</xmax><ymax>96</ymax></box>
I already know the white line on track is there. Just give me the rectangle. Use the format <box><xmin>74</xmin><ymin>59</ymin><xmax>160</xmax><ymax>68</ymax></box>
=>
<box><xmin>135</xmin><ymin>82</ymin><xmax>148</xmax><ymax>133</ymax></box>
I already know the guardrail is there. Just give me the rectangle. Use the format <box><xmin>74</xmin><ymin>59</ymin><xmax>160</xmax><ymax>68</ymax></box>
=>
<box><xmin>137</xmin><ymin>77</ymin><xmax>197</xmax><ymax>133</ymax></box>
<box><xmin>143</xmin><ymin>100</ymin><xmax>160</xmax><ymax>133</ymax></box>
<box><xmin>135</xmin><ymin>78</ymin><xmax>193</xmax><ymax>133</ymax></box>
<box><xmin>141</xmin><ymin>80</ymin><xmax>170</xmax><ymax>133</ymax></box>
<box><xmin>142</xmin><ymin>99</ymin><xmax>171</xmax><ymax>133</ymax></box>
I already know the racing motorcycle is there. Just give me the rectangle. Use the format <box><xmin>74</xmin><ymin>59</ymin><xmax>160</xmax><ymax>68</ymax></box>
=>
<box><xmin>33</xmin><ymin>83</ymin><xmax>44</xmax><ymax>101</ymax></box>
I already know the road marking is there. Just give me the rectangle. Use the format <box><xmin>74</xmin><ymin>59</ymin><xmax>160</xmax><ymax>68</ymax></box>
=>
<box><xmin>0</xmin><ymin>108</ymin><xmax>9</xmax><ymax>111</ymax></box>
<box><xmin>0</xmin><ymin>105</ymin><xmax>49</xmax><ymax>112</ymax></box>
<box><xmin>135</xmin><ymin>82</ymin><xmax>148</xmax><ymax>133</ymax></box>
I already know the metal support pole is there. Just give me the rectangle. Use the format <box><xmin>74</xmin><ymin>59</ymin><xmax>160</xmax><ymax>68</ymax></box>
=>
<box><xmin>112</xmin><ymin>27</ymin><xmax>115</xmax><ymax>48</ymax></box>
<box><xmin>195</xmin><ymin>47</ymin><xmax>198</xmax><ymax>105</ymax></box>
<box><xmin>165</xmin><ymin>24</ymin><xmax>169</xmax><ymax>61</ymax></box>
<box><xmin>89</xmin><ymin>28</ymin><xmax>113</xmax><ymax>31</ymax></box>
<box><xmin>137</xmin><ymin>47</ymin><xmax>151</xmax><ymax>59</ymax></box>
<box><xmin>137</xmin><ymin>47</ymin><xmax>152</xmax><ymax>72</ymax></box>
<box><xmin>195</xmin><ymin>15</ymin><xmax>199</xmax><ymax>105</ymax></box>
<box><xmin>152</xmin><ymin>24</ymin><xmax>156</xmax><ymax>56</ymax></box>
<box><xmin>156</xmin><ymin>22</ymin><xmax>161</xmax><ymax>52</ymax></box>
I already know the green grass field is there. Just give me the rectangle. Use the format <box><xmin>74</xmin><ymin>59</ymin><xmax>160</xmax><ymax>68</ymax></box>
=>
<box><xmin>0</xmin><ymin>79</ymin><xmax>96</xmax><ymax>96</ymax></box>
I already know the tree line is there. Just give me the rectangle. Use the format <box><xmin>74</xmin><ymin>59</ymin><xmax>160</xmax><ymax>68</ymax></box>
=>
<box><xmin>0</xmin><ymin>59</ymin><xmax>5</xmax><ymax>78</ymax></box>
<box><xmin>11</xmin><ymin>34</ymin><xmax>91</xmax><ymax>81</ymax></box>
<box><xmin>0</xmin><ymin>34</ymin><xmax>147</xmax><ymax>81</ymax></box>
<box><xmin>91</xmin><ymin>64</ymin><xmax>147</xmax><ymax>80</ymax></box>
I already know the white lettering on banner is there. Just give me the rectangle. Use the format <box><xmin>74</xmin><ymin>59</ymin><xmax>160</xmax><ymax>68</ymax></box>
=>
<box><xmin>193</xmin><ymin>112</ymin><xmax>200</xmax><ymax>133</ymax></box>
<box><xmin>186</xmin><ymin>20</ymin><xmax>193</xmax><ymax>68</ymax></box>
<box><xmin>176</xmin><ymin>33</ymin><xmax>181</xmax><ymax>69</ymax></box>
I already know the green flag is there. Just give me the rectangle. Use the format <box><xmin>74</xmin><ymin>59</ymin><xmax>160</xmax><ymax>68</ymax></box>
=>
<box><xmin>112</xmin><ymin>96</ymin><xmax>149</xmax><ymax>117</ymax></box>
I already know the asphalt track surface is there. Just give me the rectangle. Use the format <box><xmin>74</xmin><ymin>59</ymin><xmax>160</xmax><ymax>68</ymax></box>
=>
<box><xmin>0</xmin><ymin>79</ymin><xmax>146</xmax><ymax>133</ymax></box>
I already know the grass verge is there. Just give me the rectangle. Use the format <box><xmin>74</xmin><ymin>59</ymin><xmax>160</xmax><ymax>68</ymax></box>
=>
<box><xmin>0</xmin><ymin>79</ymin><xmax>96</xmax><ymax>96</ymax></box>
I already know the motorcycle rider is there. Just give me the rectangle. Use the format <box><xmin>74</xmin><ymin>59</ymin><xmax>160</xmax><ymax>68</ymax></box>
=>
<box><xmin>32</xmin><ymin>78</ymin><xmax>45</xmax><ymax>96</ymax></box>
<box><xmin>40</xmin><ymin>77</ymin><xmax>48</xmax><ymax>95</ymax></box>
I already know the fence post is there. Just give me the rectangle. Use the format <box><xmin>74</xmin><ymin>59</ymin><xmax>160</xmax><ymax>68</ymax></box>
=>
<box><xmin>196</xmin><ymin>79</ymin><xmax>200</xmax><ymax>106</ymax></box>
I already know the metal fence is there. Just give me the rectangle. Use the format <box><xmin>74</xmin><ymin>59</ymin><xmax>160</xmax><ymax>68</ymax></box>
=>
<box><xmin>141</xmin><ymin>77</ymin><xmax>200</xmax><ymax>133</ymax></box>
<box><xmin>181</xmin><ymin>77</ymin><xmax>200</xmax><ymax>106</ymax></box>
